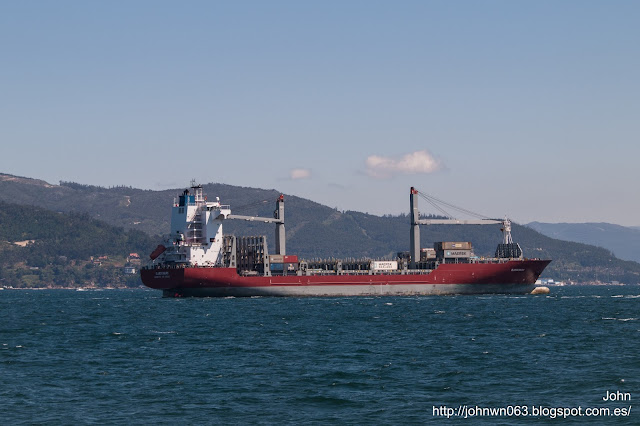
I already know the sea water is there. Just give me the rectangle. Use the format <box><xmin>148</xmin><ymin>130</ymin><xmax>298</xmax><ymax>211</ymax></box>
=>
<box><xmin>1</xmin><ymin>286</ymin><xmax>638</xmax><ymax>425</ymax></box>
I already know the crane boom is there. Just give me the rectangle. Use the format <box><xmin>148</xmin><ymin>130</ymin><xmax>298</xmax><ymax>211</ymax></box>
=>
<box><xmin>223</xmin><ymin>194</ymin><xmax>286</xmax><ymax>255</ymax></box>
<box><xmin>225</xmin><ymin>214</ymin><xmax>283</xmax><ymax>223</ymax></box>
<box><xmin>416</xmin><ymin>218</ymin><xmax>502</xmax><ymax>226</ymax></box>
<box><xmin>409</xmin><ymin>187</ymin><xmax>516</xmax><ymax>268</ymax></box>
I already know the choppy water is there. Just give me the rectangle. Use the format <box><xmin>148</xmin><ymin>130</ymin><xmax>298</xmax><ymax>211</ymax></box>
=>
<box><xmin>1</xmin><ymin>286</ymin><xmax>638</xmax><ymax>424</ymax></box>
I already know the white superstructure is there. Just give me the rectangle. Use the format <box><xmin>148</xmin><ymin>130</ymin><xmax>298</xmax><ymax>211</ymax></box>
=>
<box><xmin>157</xmin><ymin>181</ymin><xmax>285</xmax><ymax>267</ymax></box>
<box><xmin>162</xmin><ymin>183</ymin><xmax>230</xmax><ymax>266</ymax></box>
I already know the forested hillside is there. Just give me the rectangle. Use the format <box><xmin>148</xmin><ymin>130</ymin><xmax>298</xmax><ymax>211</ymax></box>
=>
<box><xmin>0</xmin><ymin>201</ymin><xmax>158</xmax><ymax>288</ymax></box>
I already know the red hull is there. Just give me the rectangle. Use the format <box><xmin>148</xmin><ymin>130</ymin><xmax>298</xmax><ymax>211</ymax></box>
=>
<box><xmin>141</xmin><ymin>259</ymin><xmax>551</xmax><ymax>296</ymax></box>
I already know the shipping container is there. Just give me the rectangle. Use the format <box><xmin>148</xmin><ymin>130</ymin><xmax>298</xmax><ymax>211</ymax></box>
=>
<box><xmin>434</xmin><ymin>241</ymin><xmax>472</xmax><ymax>251</ymax></box>
<box><xmin>441</xmin><ymin>250</ymin><xmax>472</xmax><ymax>258</ymax></box>
<box><xmin>371</xmin><ymin>261</ymin><xmax>398</xmax><ymax>270</ymax></box>
<box><xmin>420</xmin><ymin>248</ymin><xmax>436</xmax><ymax>260</ymax></box>
<box><xmin>270</xmin><ymin>263</ymin><xmax>284</xmax><ymax>271</ymax></box>
<box><xmin>269</xmin><ymin>254</ymin><xmax>299</xmax><ymax>264</ymax></box>
<box><xmin>269</xmin><ymin>255</ymin><xmax>284</xmax><ymax>263</ymax></box>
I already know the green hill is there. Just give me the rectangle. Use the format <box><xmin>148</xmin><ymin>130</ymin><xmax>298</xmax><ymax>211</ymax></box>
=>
<box><xmin>0</xmin><ymin>201</ymin><xmax>158</xmax><ymax>288</ymax></box>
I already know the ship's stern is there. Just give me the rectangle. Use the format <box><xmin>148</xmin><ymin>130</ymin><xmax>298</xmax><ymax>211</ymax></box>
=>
<box><xmin>140</xmin><ymin>267</ymin><xmax>185</xmax><ymax>290</ymax></box>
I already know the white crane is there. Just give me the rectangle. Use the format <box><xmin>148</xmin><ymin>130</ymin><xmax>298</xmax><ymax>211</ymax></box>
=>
<box><xmin>409</xmin><ymin>187</ymin><xmax>518</xmax><ymax>268</ymax></box>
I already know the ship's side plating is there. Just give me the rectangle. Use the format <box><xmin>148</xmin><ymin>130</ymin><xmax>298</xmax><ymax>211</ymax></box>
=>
<box><xmin>141</xmin><ymin>259</ymin><xmax>549</xmax><ymax>297</ymax></box>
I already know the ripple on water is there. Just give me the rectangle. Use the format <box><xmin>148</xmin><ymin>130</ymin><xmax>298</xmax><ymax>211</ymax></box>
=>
<box><xmin>0</xmin><ymin>286</ymin><xmax>638</xmax><ymax>424</ymax></box>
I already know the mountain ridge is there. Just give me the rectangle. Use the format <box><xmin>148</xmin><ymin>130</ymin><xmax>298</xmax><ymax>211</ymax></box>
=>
<box><xmin>527</xmin><ymin>221</ymin><xmax>640</xmax><ymax>263</ymax></box>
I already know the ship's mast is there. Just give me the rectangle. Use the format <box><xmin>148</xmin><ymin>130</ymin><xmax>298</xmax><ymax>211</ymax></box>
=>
<box><xmin>409</xmin><ymin>187</ymin><xmax>420</xmax><ymax>269</ymax></box>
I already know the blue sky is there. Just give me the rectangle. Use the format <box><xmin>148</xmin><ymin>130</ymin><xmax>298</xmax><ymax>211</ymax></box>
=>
<box><xmin>2</xmin><ymin>1</ymin><xmax>639</xmax><ymax>225</ymax></box>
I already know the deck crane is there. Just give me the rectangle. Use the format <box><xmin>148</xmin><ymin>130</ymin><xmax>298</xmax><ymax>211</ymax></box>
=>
<box><xmin>224</xmin><ymin>194</ymin><xmax>286</xmax><ymax>255</ymax></box>
<box><xmin>409</xmin><ymin>187</ymin><xmax>521</xmax><ymax>269</ymax></box>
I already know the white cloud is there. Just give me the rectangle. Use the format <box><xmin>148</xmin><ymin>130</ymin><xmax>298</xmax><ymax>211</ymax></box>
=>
<box><xmin>365</xmin><ymin>150</ymin><xmax>442</xmax><ymax>178</ymax></box>
<box><xmin>290</xmin><ymin>168</ymin><xmax>311</xmax><ymax>180</ymax></box>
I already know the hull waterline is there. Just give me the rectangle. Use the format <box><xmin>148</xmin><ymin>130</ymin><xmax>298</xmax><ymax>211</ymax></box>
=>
<box><xmin>141</xmin><ymin>259</ymin><xmax>551</xmax><ymax>297</ymax></box>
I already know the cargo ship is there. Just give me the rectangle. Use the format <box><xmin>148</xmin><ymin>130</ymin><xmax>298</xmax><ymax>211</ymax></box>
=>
<box><xmin>141</xmin><ymin>183</ymin><xmax>550</xmax><ymax>297</ymax></box>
